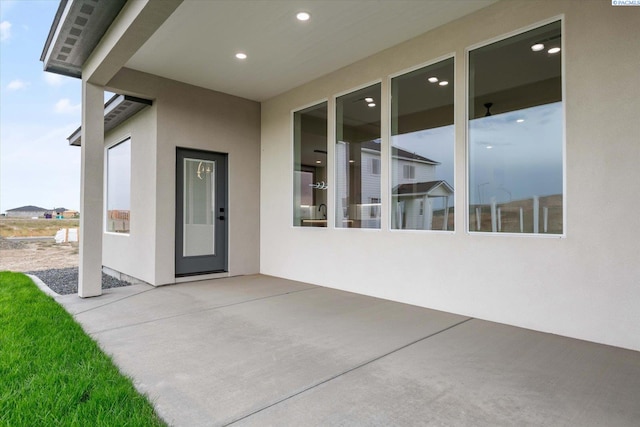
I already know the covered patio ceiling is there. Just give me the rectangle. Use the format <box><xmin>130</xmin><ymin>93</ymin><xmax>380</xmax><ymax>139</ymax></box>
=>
<box><xmin>124</xmin><ymin>0</ymin><xmax>496</xmax><ymax>101</ymax></box>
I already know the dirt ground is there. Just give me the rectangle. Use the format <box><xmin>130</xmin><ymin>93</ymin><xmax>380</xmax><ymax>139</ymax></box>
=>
<box><xmin>0</xmin><ymin>218</ymin><xmax>80</xmax><ymax>238</ymax></box>
<box><xmin>0</xmin><ymin>239</ymin><xmax>79</xmax><ymax>272</ymax></box>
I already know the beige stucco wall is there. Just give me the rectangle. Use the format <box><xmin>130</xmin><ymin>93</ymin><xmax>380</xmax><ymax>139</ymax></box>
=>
<box><xmin>103</xmin><ymin>105</ymin><xmax>157</xmax><ymax>284</ymax></box>
<box><xmin>105</xmin><ymin>69</ymin><xmax>261</xmax><ymax>285</ymax></box>
<box><xmin>260</xmin><ymin>0</ymin><xmax>640</xmax><ymax>350</ymax></box>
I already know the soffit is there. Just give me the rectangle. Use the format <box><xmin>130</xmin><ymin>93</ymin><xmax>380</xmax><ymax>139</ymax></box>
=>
<box><xmin>125</xmin><ymin>0</ymin><xmax>496</xmax><ymax>102</ymax></box>
<box><xmin>42</xmin><ymin>0</ymin><xmax>127</xmax><ymax>77</ymax></box>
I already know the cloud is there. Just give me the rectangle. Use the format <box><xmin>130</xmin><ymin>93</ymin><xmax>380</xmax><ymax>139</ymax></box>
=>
<box><xmin>54</xmin><ymin>98</ymin><xmax>81</xmax><ymax>114</ymax></box>
<box><xmin>44</xmin><ymin>72</ymin><xmax>67</xmax><ymax>87</ymax></box>
<box><xmin>7</xmin><ymin>79</ymin><xmax>29</xmax><ymax>91</ymax></box>
<box><xmin>0</xmin><ymin>21</ymin><xmax>11</xmax><ymax>42</ymax></box>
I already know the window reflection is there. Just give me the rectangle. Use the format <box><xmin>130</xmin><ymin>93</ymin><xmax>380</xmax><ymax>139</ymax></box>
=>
<box><xmin>336</xmin><ymin>84</ymin><xmax>381</xmax><ymax>229</ymax></box>
<box><xmin>468</xmin><ymin>21</ymin><xmax>563</xmax><ymax>234</ymax></box>
<box><xmin>293</xmin><ymin>102</ymin><xmax>327</xmax><ymax>227</ymax></box>
<box><xmin>391</xmin><ymin>58</ymin><xmax>455</xmax><ymax>231</ymax></box>
<box><xmin>106</xmin><ymin>138</ymin><xmax>131</xmax><ymax>233</ymax></box>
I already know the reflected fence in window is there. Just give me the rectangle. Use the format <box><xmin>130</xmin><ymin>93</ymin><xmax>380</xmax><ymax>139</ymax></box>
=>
<box><xmin>470</xmin><ymin>194</ymin><xmax>562</xmax><ymax>234</ymax></box>
<box><xmin>107</xmin><ymin>209</ymin><xmax>130</xmax><ymax>233</ymax></box>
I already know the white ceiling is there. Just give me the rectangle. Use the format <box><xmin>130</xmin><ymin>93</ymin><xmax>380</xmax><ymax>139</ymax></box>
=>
<box><xmin>125</xmin><ymin>0</ymin><xmax>496</xmax><ymax>102</ymax></box>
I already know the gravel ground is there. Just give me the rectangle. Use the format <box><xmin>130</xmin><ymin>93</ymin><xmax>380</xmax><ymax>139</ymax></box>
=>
<box><xmin>26</xmin><ymin>267</ymin><xmax>132</xmax><ymax>295</ymax></box>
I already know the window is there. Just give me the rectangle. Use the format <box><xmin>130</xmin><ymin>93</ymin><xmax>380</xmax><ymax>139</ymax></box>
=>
<box><xmin>106</xmin><ymin>138</ymin><xmax>131</xmax><ymax>233</ymax></box>
<box><xmin>293</xmin><ymin>102</ymin><xmax>327</xmax><ymax>227</ymax></box>
<box><xmin>391</xmin><ymin>58</ymin><xmax>455</xmax><ymax>231</ymax></box>
<box><xmin>370</xmin><ymin>197</ymin><xmax>381</xmax><ymax>219</ymax></box>
<box><xmin>371</xmin><ymin>158</ymin><xmax>381</xmax><ymax>175</ymax></box>
<box><xmin>336</xmin><ymin>83</ymin><xmax>381</xmax><ymax>229</ymax></box>
<box><xmin>403</xmin><ymin>165</ymin><xmax>415</xmax><ymax>180</ymax></box>
<box><xmin>468</xmin><ymin>21</ymin><xmax>563</xmax><ymax>234</ymax></box>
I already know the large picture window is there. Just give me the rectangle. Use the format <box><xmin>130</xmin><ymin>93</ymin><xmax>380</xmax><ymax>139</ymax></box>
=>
<box><xmin>336</xmin><ymin>83</ymin><xmax>381</xmax><ymax>229</ymax></box>
<box><xmin>293</xmin><ymin>102</ymin><xmax>328</xmax><ymax>227</ymax></box>
<box><xmin>106</xmin><ymin>138</ymin><xmax>131</xmax><ymax>233</ymax></box>
<box><xmin>391</xmin><ymin>58</ymin><xmax>455</xmax><ymax>231</ymax></box>
<box><xmin>468</xmin><ymin>21</ymin><xmax>563</xmax><ymax>234</ymax></box>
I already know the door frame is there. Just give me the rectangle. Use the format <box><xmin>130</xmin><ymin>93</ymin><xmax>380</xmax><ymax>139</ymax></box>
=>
<box><xmin>175</xmin><ymin>147</ymin><xmax>228</xmax><ymax>277</ymax></box>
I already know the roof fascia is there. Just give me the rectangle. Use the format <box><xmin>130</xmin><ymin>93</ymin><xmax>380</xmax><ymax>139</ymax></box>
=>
<box><xmin>68</xmin><ymin>94</ymin><xmax>153</xmax><ymax>146</ymax></box>
<box><xmin>40</xmin><ymin>0</ymin><xmax>70</xmax><ymax>62</ymax></box>
<box><xmin>83</xmin><ymin>0</ymin><xmax>183</xmax><ymax>85</ymax></box>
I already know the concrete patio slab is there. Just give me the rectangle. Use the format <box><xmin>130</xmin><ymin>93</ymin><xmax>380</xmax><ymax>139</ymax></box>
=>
<box><xmin>56</xmin><ymin>283</ymin><xmax>154</xmax><ymax>315</ymax></box>
<box><xmin>55</xmin><ymin>275</ymin><xmax>640</xmax><ymax>427</ymax></box>
<box><xmin>236</xmin><ymin>318</ymin><xmax>640</xmax><ymax>426</ymax></box>
<box><xmin>67</xmin><ymin>274</ymin><xmax>317</xmax><ymax>333</ymax></box>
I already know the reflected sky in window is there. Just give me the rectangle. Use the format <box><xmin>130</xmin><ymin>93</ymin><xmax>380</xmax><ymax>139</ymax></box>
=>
<box><xmin>107</xmin><ymin>139</ymin><xmax>131</xmax><ymax>211</ymax></box>
<box><xmin>469</xmin><ymin>102</ymin><xmax>562</xmax><ymax>205</ymax></box>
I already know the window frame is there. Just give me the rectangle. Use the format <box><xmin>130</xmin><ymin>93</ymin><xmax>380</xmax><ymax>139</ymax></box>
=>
<box><xmin>291</xmin><ymin>98</ymin><xmax>329</xmax><ymax>229</ymax></box>
<box><xmin>333</xmin><ymin>79</ymin><xmax>383</xmax><ymax>231</ymax></box>
<box><xmin>387</xmin><ymin>54</ymin><xmax>457</xmax><ymax>234</ymax></box>
<box><xmin>464</xmin><ymin>16</ymin><xmax>566</xmax><ymax>238</ymax></box>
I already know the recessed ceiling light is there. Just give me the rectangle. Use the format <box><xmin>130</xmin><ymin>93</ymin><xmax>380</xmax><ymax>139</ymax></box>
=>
<box><xmin>368</xmin><ymin>103</ymin><xmax>376</xmax><ymax>107</ymax></box>
<box><xmin>364</xmin><ymin>97</ymin><xmax>374</xmax><ymax>103</ymax></box>
<box><xmin>438</xmin><ymin>81</ymin><xmax>448</xmax><ymax>86</ymax></box>
<box><xmin>516</xmin><ymin>119</ymin><xmax>525</xmax><ymax>123</ymax></box>
<box><xmin>349</xmin><ymin>160</ymin><xmax>355</xmax><ymax>163</ymax></box>
<box><xmin>315</xmin><ymin>160</ymin><xmax>322</xmax><ymax>164</ymax></box>
<box><xmin>486</xmin><ymin>145</ymin><xmax>493</xmax><ymax>149</ymax></box>
<box><xmin>531</xmin><ymin>43</ymin><xmax>545</xmax><ymax>52</ymax></box>
<box><xmin>296</xmin><ymin>12</ymin><xmax>310</xmax><ymax>21</ymax></box>
<box><xmin>428</xmin><ymin>77</ymin><xmax>439</xmax><ymax>83</ymax></box>
<box><xmin>235</xmin><ymin>52</ymin><xmax>247</xmax><ymax>59</ymax></box>
<box><xmin>548</xmin><ymin>47</ymin><xmax>561</xmax><ymax>54</ymax></box>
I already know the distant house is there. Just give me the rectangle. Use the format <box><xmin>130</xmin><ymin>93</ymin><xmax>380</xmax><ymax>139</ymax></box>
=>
<box><xmin>51</xmin><ymin>207</ymin><xmax>78</xmax><ymax>218</ymax></box>
<box><xmin>5</xmin><ymin>205</ymin><xmax>49</xmax><ymax>218</ymax></box>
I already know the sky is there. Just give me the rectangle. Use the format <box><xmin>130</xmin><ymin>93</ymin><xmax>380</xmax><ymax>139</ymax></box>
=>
<box><xmin>1</xmin><ymin>0</ymin><xmax>82</xmax><ymax>213</ymax></box>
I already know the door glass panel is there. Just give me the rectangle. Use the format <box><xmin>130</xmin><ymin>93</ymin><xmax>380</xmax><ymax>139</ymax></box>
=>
<box><xmin>183</xmin><ymin>158</ymin><xmax>215</xmax><ymax>256</ymax></box>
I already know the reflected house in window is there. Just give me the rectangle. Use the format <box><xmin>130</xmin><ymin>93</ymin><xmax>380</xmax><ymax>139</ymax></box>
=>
<box><xmin>336</xmin><ymin>84</ymin><xmax>382</xmax><ymax>229</ymax></box>
<box><xmin>335</xmin><ymin>139</ymin><xmax>382</xmax><ymax>228</ymax></box>
<box><xmin>391</xmin><ymin>57</ymin><xmax>455</xmax><ymax>231</ymax></box>
<box><xmin>391</xmin><ymin>146</ymin><xmax>453</xmax><ymax>230</ymax></box>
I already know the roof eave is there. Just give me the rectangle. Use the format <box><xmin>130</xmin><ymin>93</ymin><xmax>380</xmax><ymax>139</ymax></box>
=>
<box><xmin>68</xmin><ymin>94</ymin><xmax>153</xmax><ymax>146</ymax></box>
<box><xmin>41</xmin><ymin>0</ymin><xmax>128</xmax><ymax>79</ymax></box>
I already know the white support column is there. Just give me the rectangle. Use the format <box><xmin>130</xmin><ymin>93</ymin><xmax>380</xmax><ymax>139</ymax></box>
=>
<box><xmin>78</xmin><ymin>81</ymin><xmax>104</xmax><ymax>298</ymax></box>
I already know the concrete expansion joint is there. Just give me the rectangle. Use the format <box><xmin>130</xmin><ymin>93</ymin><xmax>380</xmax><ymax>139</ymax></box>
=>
<box><xmin>223</xmin><ymin>317</ymin><xmax>474</xmax><ymax>426</ymax></box>
<box><xmin>86</xmin><ymin>286</ymin><xmax>319</xmax><ymax>335</ymax></box>
<box><xmin>73</xmin><ymin>286</ymin><xmax>156</xmax><ymax>316</ymax></box>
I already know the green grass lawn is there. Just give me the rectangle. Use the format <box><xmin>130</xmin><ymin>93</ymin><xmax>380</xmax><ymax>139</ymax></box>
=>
<box><xmin>0</xmin><ymin>272</ymin><xmax>166</xmax><ymax>426</ymax></box>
